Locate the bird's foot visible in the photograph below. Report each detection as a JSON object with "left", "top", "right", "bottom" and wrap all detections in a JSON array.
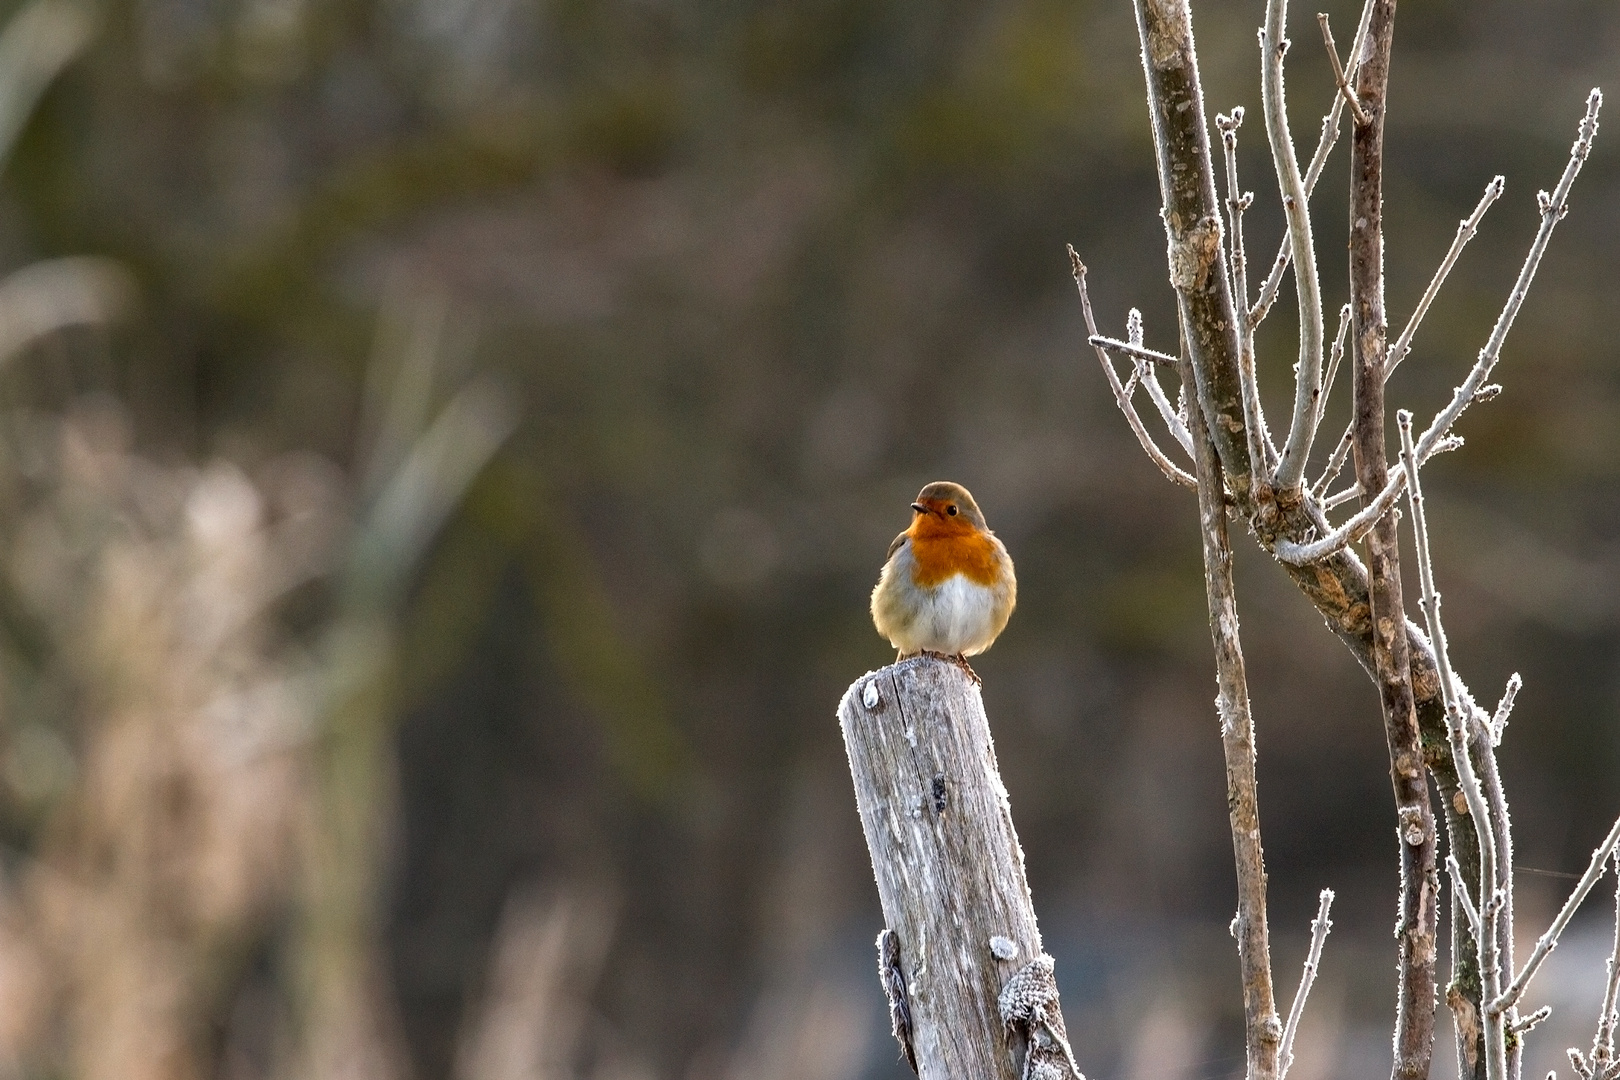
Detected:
[
  {"left": 917, "top": 650, "right": 981, "bottom": 685},
  {"left": 951, "top": 654, "right": 983, "bottom": 686}
]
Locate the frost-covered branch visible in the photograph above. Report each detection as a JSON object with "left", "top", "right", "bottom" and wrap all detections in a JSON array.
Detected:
[
  {"left": 1072, "top": 249, "right": 1197, "bottom": 489},
  {"left": 1261, "top": 0, "right": 1326, "bottom": 491},
  {"left": 1252, "top": 0, "right": 1374, "bottom": 327},
  {"left": 1385, "top": 176, "right": 1505, "bottom": 380},
  {"left": 1182, "top": 343, "right": 1281, "bottom": 1080},
  {"left": 1217, "top": 107, "right": 1273, "bottom": 479},
  {"left": 1400, "top": 410, "right": 1506, "bottom": 1080},
  {"left": 1493, "top": 814, "right": 1620, "bottom": 1017},
  {"left": 1279, "top": 889, "right": 1335, "bottom": 1080},
  {"left": 1316, "top": 13, "right": 1367, "bottom": 126}
]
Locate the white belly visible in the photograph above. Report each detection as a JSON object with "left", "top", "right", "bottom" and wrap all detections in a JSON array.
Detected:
[{"left": 888, "top": 571, "right": 1002, "bottom": 656}]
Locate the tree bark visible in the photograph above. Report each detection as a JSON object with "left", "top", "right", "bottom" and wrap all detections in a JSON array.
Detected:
[
  {"left": 839, "top": 657, "right": 1078, "bottom": 1080},
  {"left": 1346, "top": 6, "right": 1441, "bottom": 1079},
  {"left": 1181, "top": 350, "right": 1281, "bottom": 1080}
]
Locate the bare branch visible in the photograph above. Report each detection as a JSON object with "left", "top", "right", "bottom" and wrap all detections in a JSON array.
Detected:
[
  {"left": 1181, "top": 343, "right": 1281, "bottom": 1080},
  {"left": 1316, "top": 13, "right": 1368, "bottom": 126},
  {"left": 1588, "top": 854, "right": 1620, "bottom": 1078},
  {"left": 1385, "top": 176, "right": 1505, "bottom": 380},
  {"left": 1262, "top": 0, "right": 1328, "bottom": 491},
  {"left": 1217, "top": 106, "right": 1274, "bottom": 479},
  {"left": 1275, "top": 462, "right": 1407, "bottom": 564},
  {"left": 1253, "top": 0, "right": 1376, "bottom": 327},
  {"left": 1312, "top": 426, "right": 1356, "bottom": 500},
  {"left": 1513, "top": 1007, "right": 1552, "bottom": 1036},
  {"left": 1124, "top": 308, "right": 1199, "bottom": 460},
  {"left": 1346, "top": 13, "right": 1439, "bottom": 1070},
  {"left": 1401, "top": 409, "right": 1506, "bottom": 1080},
  {"left": 1450, "top": 853, "right": 1482, "bottom": 938},
  {"left": 1129, "top": 338, "right": 1199, "bottom": 462},
  {"left": 1089, "top": 334, "right": 1179, "bottom": 368},
  {"left": 1491, "top": 813, "right": 1620, "bottom": 1017},
  {"left": 1321, "top": 484, "right": 1360, "bottom": 510},
  {"left": 1071, "top": 248, "right": 1197, "bottom": 489},
  {"left": 1490, "top": 673, "right": 1521, "bottom": 747},
  {"left": 1279, "top": 889, "right": 1335, "bottom": 1080},
  {"left": 1319, "top": 303, "right": 1351, "bottom": 433}
]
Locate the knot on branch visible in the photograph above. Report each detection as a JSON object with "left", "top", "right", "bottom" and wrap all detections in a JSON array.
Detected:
[
  {"left": 999, "top": 955, "right": 1084, "bottom": 1080},
  {"left": 1167, "top": 214, "right": 1222, "bottom": 292}
]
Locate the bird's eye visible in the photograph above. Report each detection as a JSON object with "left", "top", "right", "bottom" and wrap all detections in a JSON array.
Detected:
[{"left": 946, "top": 505, "right": 958, "bottom": 516}]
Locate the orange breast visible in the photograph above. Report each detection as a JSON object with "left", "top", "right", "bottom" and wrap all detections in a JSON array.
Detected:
[{"left": 907, "top": 525, "right": 1003, "bottom": 588}]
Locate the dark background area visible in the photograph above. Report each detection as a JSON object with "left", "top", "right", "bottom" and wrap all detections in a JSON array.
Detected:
[{"left": 0, "top": 1, "right": 1616, "bottom": 1078}]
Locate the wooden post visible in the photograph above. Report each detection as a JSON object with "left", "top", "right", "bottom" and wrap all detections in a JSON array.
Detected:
[{"left": 839, "top": 655, "right": 1080, "bottom": 1079}]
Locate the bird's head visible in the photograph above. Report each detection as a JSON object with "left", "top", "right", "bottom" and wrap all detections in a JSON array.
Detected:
[{"left": 909, "top": 481, "right": 988, "bottom": 532}]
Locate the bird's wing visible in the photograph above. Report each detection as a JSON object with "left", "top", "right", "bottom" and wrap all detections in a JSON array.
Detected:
[{"left": 886, "top": 531, "right": 909, "bottom": 560}]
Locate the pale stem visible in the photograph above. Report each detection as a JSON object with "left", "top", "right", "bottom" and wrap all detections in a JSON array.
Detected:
[
  {"left": 1262, "top": 0, "right": 1328, "bottom": 491},
  {"left": 1490, "top": 673, "right": 1522, "bottom": 747},
  {"left": 1071, "top": 249, "right": 1197, "bottom": 489},
  {"left": 1595, "top": 853, "right": 1620, "bottom": 1069},
  {"left": 1311, "top": 175, "right": 1504, "bottom": 497},
  {"left": 1279, "top": 888, "right": 1335, "bottom": 1080},
  {"left": 1317, "top": 302, "right": 1351, "bottom": 436},
  {"left": 1253, "top": 0, "right": 1376, "bottom": 327},
  {"left": 1316, "top": 13, "right": 1368, "bottom": 125},
  {"left": 1218, "top": 106, "right": 1273, "bottom": 479},
  {"left": 1449, "top": 853, "right": 1482, "bottom": 938},
  {"left": 1385, "top": 176, "right": 1506, "bottom": 381},
  {"left": 1122, "top": 311, "right": 1198, "bottom": 458},
  {"left": 1321, "top": 483, "right": 1361, "bottom": 511},
  {"left": 1490, "top": 812, "right": 1620, "bottom": 1016},
  {"left": 1399, "top": 409, "right": 1505, "bottom": 1080}
]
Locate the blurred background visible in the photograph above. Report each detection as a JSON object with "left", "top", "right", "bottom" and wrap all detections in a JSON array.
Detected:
[{"left": 0, "top": 0, "right": 1613, "bottom": 1077}]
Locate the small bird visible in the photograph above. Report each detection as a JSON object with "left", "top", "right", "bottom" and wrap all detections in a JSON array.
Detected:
[{"left": 870, "top": 481, "right": 1016, "bottom": 680}]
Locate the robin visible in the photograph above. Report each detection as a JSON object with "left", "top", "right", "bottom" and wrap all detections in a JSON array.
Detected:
[{"left": 870, "top": 481, "right": 1016, "bottom": 680}]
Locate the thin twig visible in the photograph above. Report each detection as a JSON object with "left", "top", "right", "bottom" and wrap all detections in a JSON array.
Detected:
[
  {"left": 1127, "top": 308, "right": 1197, "bottom": 458},
  {"left": 1253, "top": 0, "right": 1376, "bottom": 327},
  {"left": 1316, "top": 13, "right": 1368, "bottom": 125},
  {"left": 1071, "top": 249, "right": 1197, "bottom": 489},
  {"left": 1490, "top": 673, "right": 1521, "bottom": 747},
  {"left": 1217, "top": 107, "right": 1274, "bottom": 480},
  {"left": 1491, "top": 812, "right": 1620, "bottom": 1016},
  {"left": 1591, "top": 852, "right": 1620, "bottom": 1075},
  {"left": 1262, "top": 0, "right": 1328, "bottom": 491},
  {"left": 1129, "top": 320, "right": 1199, "bottom": 460},
  {"left": 1279, "top": 889, "right": 1335, "bottom": 1080},
  {"left": 1450, "top": 853, "right": 1482, "bottom": 938},
  {"left": 1319, "top": 303, "right": 1351, "bottom": 434},
  {"left": 1322, "top": 484, "right": 1361, "bottom": 510},
  {"left": 1311, "top": 426, "right": 1356, "bottom": 501},
  {"left": 1512, "top": 1006, "right": 1551, "bottom": 1036},
  {"left": 1089, "top": 335, "right": 1180, "bottom": 368},
  {"left": 1385, "top": 176, "right": 1506, "bottom": 380},
  {"left": 1310, "top": 176, "right": 1505, "bottom": 494}
]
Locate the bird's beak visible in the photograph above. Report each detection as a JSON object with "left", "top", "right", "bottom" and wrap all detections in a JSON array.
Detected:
[{"left": 911, "top": 502, "right": 928, "bottom": 515}]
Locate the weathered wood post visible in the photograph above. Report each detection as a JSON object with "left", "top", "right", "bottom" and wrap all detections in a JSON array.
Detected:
[{"left": 839, "top": 655, "right": 1081, "bottom": 1079}]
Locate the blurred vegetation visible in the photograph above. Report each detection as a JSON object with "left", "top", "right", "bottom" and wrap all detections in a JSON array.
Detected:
[{"left": 0, "top": 0, "right": 1612, "bottom": 1078}]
